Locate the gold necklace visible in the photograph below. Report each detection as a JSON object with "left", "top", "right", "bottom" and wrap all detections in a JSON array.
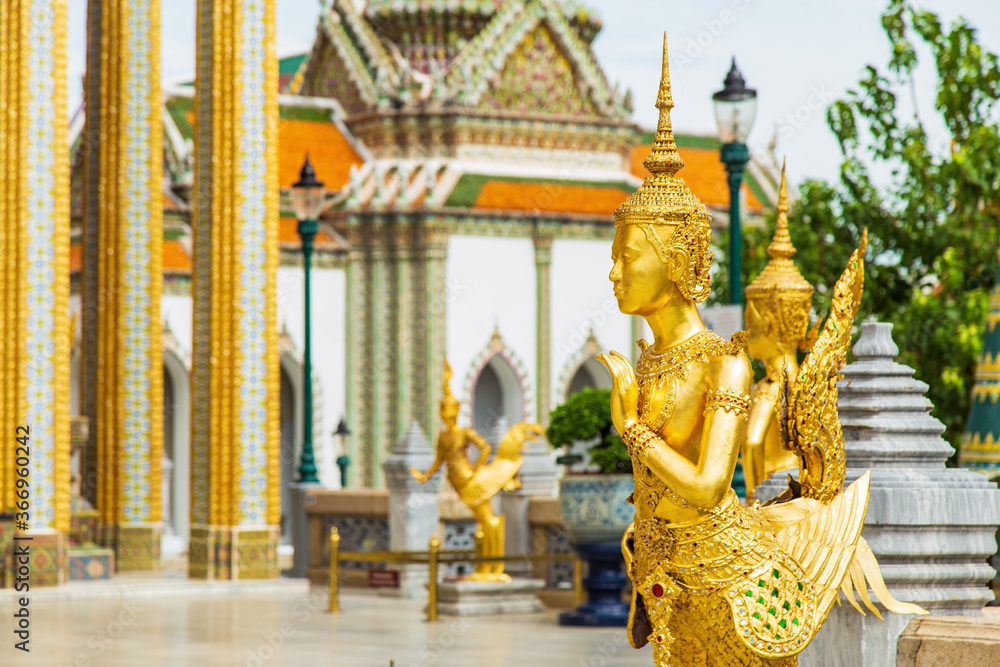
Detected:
[{"left": 635, "top": 330, "right": 718, "bottom": 434}]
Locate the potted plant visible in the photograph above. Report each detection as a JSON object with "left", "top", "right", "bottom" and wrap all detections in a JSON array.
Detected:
[{"left": 547, "top": 387, "right": 633, "bottom": 626}]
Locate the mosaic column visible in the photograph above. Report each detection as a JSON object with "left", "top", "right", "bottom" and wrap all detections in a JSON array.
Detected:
[
  {"left": 189, "top": 0, "right": 281, "bottom": 579},
  {"left": 960, "top": 255, "right": 1000, "bottom": 473},
  {"left": 81, "top": 0, "right": 164, "bottom": 571},
  {"left": 0, "top": 0, "right": 72, "bottom": 586},
  {"left": 417, "top": 225, "right": 449, "bottom": 460},
  {"left": 534, "top": 235, "right": 552, "bottom": 425}
]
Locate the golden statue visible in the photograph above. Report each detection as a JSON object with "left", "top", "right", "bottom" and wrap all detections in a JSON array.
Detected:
[
  {"left": 742, "top": 162, "right": 814, "bottom": 502},
  {"left": 410, "top": 357, "right": 544, "bottom": 581},
  {"left": 597, "top": 34, "right": 924, "bottom": 666}
]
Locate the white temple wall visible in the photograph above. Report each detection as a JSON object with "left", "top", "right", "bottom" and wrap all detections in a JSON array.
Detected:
[
  {"left": 550, "top": 238, "right": 632, "bottom": 409},
  {"left": 276, "top": 264, "right": 347, "bottom": 487},
  {"left": 446, "top": 234, "right": 537, "bottom": 423},
  {"left": 160, "top": 293, "right": 194, "bottom": 359}
]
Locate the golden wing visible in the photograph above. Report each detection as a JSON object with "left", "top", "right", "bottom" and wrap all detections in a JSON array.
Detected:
[
  {"left": 786, "top": 230, "right": 867, "bottom": 504},
  {"left": 467, "top": 422, "right": 540, "bottom": 501},
  {"left": 765, "top": 473, "right": 927, "bottom": 620}
]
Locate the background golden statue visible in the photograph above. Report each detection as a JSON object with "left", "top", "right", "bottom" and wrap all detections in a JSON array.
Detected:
[
  {"left": 598, "top": 34, "right": 923, "bottom": 667},
  {"left": 742, "top": 162, "right": 815, "bottom": 502},
  {"left": 410, "top": 358, "right": 544, "bottom": 581}
]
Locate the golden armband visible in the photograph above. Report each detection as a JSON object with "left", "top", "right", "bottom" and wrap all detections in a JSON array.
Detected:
[{"left": 703, "top": 388, "right": 751, "bottom": 421}]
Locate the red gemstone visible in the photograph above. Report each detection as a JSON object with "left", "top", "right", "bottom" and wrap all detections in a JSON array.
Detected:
[{"left": 652, "top": 583, "right": 664, "bottom": 597}]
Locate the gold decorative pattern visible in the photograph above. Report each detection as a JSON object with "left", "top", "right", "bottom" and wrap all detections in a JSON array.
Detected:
[
  {"left": 0, "top": 0, "right": 72, "bottom": 537},
  {"left": 190, "top": 0, "right": 279, "bottom": 577},
  {"left": 704, "top": 388, "right": 751, "bottom": 421},
  {"left": 83, "top": 0, "right": 163, "bottom": 564}
]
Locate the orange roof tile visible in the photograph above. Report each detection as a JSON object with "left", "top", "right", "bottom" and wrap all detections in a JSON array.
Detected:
[
  {"left": 630, "top": 145, "right": 764, "bottom": 211},
  {"left": 473, "top": 181, "right": 630, "bottom": 216},
  {"left": 70, "top": 243, "right": 81, "bottom": 273},
  {"left": 163, "top": 240, "right": 191, "bottom": 272},
  {"left": 70, "top": 240, "right": 191, "bottom": 274},
  {"left": 278, "top": 120, "right": 364, "bottom": 190}
]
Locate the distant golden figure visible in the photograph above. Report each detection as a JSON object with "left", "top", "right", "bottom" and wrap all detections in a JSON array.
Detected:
[
  {"left": 410, "top": 357, "right": 544, "bottom": 581},
  {"left": 742, "top": 162, "right": 814, "bottom": 502},
  {"left": 598, "top": 34, "right": 923, "bottom": 667}
]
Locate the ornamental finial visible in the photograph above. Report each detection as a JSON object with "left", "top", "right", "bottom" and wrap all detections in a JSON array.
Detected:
[
  {"left": 767, "top": 159, "right": 796, "bottom": 260},
  {"left": 642, "top": 33, "right": 685, "bottom": 176}
]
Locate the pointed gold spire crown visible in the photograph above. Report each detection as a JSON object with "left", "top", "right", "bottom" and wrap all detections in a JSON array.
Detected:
[
  {"left": 746, "top": 161, "right": 813, "bottom": 300},
  {"left": 441, "top": 356, "right": 459, "bottom": 408},
  {"left": 613, "top": 33, "right": 712, "bottom": 229},
  {"left": 745, "top": 160, "right": 814, "bottom": 347}
]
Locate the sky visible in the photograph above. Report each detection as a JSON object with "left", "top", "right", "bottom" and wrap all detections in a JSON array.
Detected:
[{"left": 66, "top": 0, "right": 1000, "bottom": 186}]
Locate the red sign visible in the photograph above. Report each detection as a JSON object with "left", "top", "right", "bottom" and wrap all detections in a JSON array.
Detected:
[{"left": 368, "top": 569, "right": 400, "bottom": 589}]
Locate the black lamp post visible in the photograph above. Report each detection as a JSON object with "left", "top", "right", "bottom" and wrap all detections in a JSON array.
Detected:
[
  {"left": 713, "top": 58, "right": 758, "bottom": 306},
  {"left": 291, "top": 155, "right": 325, "bottom": 484},
  {"left": 333, "top": 418, "right": 352, "bottom": 488}
]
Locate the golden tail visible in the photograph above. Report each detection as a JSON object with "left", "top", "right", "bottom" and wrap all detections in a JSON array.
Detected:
[{"left": 839, "top": 536, "right": 927, "bottom": 618}]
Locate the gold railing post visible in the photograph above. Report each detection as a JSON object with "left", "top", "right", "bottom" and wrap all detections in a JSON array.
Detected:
[
  {"left": 427, "top": 532, "right": 440, "bottom": 622},
  {"left": 574, "top": 556, "right": 584, "bottom": 606},
  {"left": 328, "top": 527, "right": 340, "bottom": 613}
]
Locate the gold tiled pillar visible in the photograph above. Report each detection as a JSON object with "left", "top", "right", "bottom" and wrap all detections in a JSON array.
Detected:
[
  {"left": 188, "top": 0, "right": 280, "bottom": 579},
  {"left": 0, "top": 0, "right": 72, "bottom": 586},
  {"left": 81, "top": 0, "right": 164, "bottom": 572}
]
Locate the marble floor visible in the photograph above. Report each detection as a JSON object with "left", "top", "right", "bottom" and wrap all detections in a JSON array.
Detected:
[{"left": 2, "top": 582, "right": 653, "bottom": 666}]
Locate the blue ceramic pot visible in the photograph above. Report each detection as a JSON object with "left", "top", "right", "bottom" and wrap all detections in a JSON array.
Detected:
[{"left": 558, "top": 474, "right": 634, "bottom": 544}]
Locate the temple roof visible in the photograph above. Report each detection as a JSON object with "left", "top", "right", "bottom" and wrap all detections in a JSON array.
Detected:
[{"left": 294, "top": 0, "right": 627, "bottom": 120}]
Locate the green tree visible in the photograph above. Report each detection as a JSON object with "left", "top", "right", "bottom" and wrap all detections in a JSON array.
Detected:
[
  {"left": 547, "top": 388, "right": 631, "bottom": 473},
  {"left": 742, "top": 0, "right": 999, "bottom": 451}
]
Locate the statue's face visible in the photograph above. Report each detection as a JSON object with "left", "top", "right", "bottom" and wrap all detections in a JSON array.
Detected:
[
  {"left": 440, "top": 400, "right": 459, "bottom": 425},
  {"left": 610, "top": 225, "right": 676, "bottom": 316}
]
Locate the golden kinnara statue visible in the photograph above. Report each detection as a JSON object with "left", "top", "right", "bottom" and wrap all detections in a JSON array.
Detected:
[
  {"left": 410, "top": 358, "right": 544, "bottom": 581},
  {"left": 597, "top": 34, "right": 924, "bottom": 667},
  {"left": 742, "top": 162, "right": 814, "bottom": 502}
]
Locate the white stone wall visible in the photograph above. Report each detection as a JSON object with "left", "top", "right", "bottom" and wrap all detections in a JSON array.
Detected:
[
  {"left": 446, "top": 235, "right": 537, "bottom": 423},
  {"left": 276, "top": 264, "right": 347, "bottom": 487},
  {"left": 550, "top": 238, "right": 633, "bottom": 410}
]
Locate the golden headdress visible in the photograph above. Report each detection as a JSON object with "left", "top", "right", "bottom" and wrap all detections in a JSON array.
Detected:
[
  {"left": 744, "top": 161, "right": 814, "bottom": 349},
  {"left": 614, "top": 33, "right": 713, "bottom": 303},
  {"left": 441, "top": 356, "right": 459, "bottom": 410}
]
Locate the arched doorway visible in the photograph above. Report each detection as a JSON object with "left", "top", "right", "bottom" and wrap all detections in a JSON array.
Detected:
[
  {"left": 472, "top": 356, "right": 524, "bottom": 444},
  {"left": 162, "top": 351, "right": 190, "bottom": 556},
  {"left": 565, "top": 357, "right": 613, "bottom": 400}
]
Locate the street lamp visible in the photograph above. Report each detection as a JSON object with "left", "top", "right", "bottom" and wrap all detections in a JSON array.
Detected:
[
  {"left": 713, "top": 58, "right": 757, "bottom": 306},
  {"left": 333, "top": 418, "right": 352, "bottom": 488},
  {"left": 292, "top": 155, "right": 325, "bottom": 484}
]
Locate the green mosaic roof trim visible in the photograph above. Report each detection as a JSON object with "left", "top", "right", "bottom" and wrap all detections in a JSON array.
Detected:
[
  {"left": 443, "top": 173, "right": 635, "bottom": 208},
  {"left": 165, "top": 95, "right": 332, "bottom": 141},
  {"left": 279, "top": 53, "right": 308, "bottom": 77},
  {"left": 165, "top": 96, "right": 194, "bottom": 140}
]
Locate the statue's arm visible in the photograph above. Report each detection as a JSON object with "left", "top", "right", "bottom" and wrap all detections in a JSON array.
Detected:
[
  {"left": 742, "top": 383, "right": 776, "bottom": 499},
  {"left": 466, "top": 429, "right": 492, "bottom": 469},
  {"left": 629, "top": 355, "right": 752, "bottom": 508},
  {"left": 409, "top": 443, "right": 444, "bottom": 483}
]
